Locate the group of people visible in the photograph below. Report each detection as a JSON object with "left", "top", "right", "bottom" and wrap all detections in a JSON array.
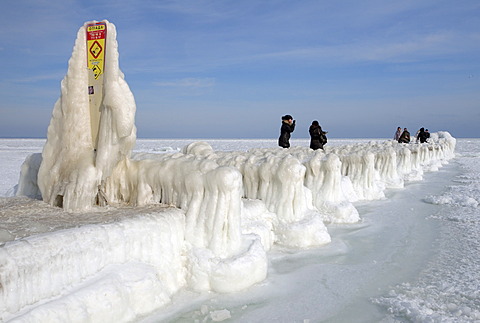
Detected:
[
  {"left": 278, "top": 115, "right": 328, "bottom": 150},
  {"left": 278, "top": 116, "right": 432, "bottom": 149},
  {"left": 394, "top": 126, "right": 430, "bottom": 144}
]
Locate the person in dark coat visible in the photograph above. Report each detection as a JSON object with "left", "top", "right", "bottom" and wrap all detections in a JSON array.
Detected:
[
  {"left": 278, "top": 115, "right": 295, "bottom": 148},
  {"left": 417, "top": 127, "right": 429, "bottom": 143},
  {"left": 309, "top": 120, "right": 328, "bottom": 150},
  {"left": 398, "top": 128, "right": 411, "bottom": 143}
]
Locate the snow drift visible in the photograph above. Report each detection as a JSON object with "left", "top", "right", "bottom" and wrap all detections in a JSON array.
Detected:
[{"left": 3, "top": 20, "right": 457, "bottom": 322}]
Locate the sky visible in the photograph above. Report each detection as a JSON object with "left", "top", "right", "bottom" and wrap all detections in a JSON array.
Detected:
[{"left": 0, "top": 0, "right": 479, "bottom": 139}]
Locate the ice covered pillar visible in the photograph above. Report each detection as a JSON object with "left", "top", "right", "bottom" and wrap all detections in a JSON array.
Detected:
[{"left": 38, "top": 20, "right": 136, "bottom": 212}]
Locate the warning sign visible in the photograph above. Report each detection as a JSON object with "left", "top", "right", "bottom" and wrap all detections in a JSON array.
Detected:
[
  {"left": 86, "top": 22, "right": 107, "bottom": 150},
  {"left": 89, "top": 41, "right": 103, "bottom": 59},
  {"left": 86, "top": 23, "right": 106, "bottom": 75}
]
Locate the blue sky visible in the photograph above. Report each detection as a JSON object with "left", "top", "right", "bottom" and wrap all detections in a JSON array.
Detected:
[{"left": 0, "top": 0, "right": 479, "bottom": 138}]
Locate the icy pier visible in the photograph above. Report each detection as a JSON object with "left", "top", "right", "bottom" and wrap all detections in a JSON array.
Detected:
[{"left": 4, "top": 131, "right": 456, "bottom": 321}]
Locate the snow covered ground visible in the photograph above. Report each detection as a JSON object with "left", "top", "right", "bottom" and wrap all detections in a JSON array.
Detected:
[{"left": 1, "top": 137, "right": 479, "bottom": 322}]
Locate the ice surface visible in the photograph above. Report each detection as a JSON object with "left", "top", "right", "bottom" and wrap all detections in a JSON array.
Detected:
[
  {"left": 2, "top": 138, "right": 479, "bottom": 322},
  {"left": 373, "top": 139, "right": 480, "bottom": 322}
]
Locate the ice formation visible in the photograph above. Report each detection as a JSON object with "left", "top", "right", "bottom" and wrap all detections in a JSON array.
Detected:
[
  {"left": 37, "top": 21, "right": 136, "bottom": 212},
  {"left": 4, "top": 20, "right": 457, "bottom": 322}
]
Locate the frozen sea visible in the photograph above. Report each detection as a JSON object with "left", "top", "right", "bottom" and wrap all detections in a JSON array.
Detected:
[{"left": 1, "top": 138, "right": 479, "bottom": 322}]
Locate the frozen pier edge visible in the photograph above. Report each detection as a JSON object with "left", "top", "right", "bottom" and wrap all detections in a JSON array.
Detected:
[{"left": 2, "top": 20, "right": 456, "bottom": 322}]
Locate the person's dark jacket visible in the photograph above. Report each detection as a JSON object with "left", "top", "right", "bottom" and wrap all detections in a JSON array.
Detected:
[
  {"left": 309, "top": 125, "right": 327, "bottom": 150},
  {"left": 398, "top": 130, "right": 411, "bottom": 143},
  {"left": 418, "top": 128, "right": 429, "bottom": 143},
  {"left": 278, "top": 121, "right": 295, "bottom": 148}
]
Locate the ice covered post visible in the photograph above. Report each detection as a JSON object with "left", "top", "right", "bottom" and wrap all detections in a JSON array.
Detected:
[{"left": 38, "top": 20, "right": 136, "bottom": 212}]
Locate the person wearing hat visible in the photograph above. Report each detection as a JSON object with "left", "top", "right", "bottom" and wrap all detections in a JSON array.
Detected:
[
  {"left": 278, "top": 115, "right": 295, "bottom": 148},
  {"left": 309, "top": 120, "right": 328, "bottom": 150}
]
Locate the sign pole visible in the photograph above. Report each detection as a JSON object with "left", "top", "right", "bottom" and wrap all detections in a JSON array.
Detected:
[{"left": 86, "top": 22, "right": 107, "bottom": 150}]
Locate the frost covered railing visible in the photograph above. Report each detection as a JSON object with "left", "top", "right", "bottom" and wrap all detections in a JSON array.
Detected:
[
  {"left": 199, "top": 145, "right": 332, "bottom": 247},
  {"left": 17, "top": 132, "right": 457, "bottom": 250},
  {"left": 115, "top": 132, "right": 455, "bottom": 249},
  {"left": 105, "top": 154, "right": 244, "bottom": 258}
]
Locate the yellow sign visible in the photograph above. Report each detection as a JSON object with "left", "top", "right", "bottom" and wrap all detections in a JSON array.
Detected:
[
  {"left": 86, "top": 22, "right": 107, "bottom": 150},
  {"left": 86, "top": 24, "right": 106, "bottom": 77},
  {"left": 91, "top": 64, "right": 102, "bottom": 79}
]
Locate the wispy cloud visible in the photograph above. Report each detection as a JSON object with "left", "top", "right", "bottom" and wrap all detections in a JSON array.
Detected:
[
  {"left": 11, "top": 72, "right": 65, "bottom": 84},
  {"left": 154, "top": 78, "right": 215, "bottom": 88},
  {"left": 236, "top": 30, "right": 475, "bottom": 66}
]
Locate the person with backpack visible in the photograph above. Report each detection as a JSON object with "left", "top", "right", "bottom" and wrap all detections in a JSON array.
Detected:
[
  {"left": 398, "top": 128, "right": 411, "bottom": 143},
  {"left": 417, "top": 127, "right": 429, "bottom": 143},
  {"left": 309, "top": 120, "right": 328, "bottom": 150}
]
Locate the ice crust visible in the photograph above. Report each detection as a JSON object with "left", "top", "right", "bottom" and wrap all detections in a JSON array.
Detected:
[
  {"left": 3, "top": 20, "right": 457, "bottom": 322},
  {"left": 373, "top": 143, "right": 480, "bottom": 322},
  {"left": 1, "top": 210, "right": 185, "bottom": 321}
]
